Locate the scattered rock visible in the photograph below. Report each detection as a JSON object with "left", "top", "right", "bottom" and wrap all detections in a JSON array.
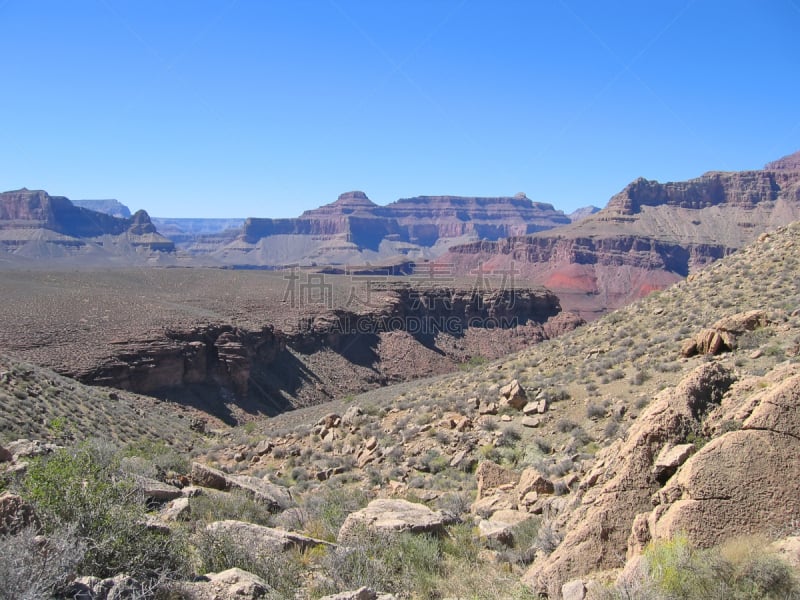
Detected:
[
  {"left": 516, "top": 469, "right": 555, "bottom": 500},
  {"left": 682, "top": 310, "right": 770, "bottom": 357},
  {"left": 478, "top": 519, "right": 514, "bottom": 546},
  {"left": 521, "top": 416, "right": 542, "bottom": 428},
  {"left": 191, "top": 462, "right": 228, "bottom": 490},
  {"left": 342, "top": 405, "right": 363, "bottom": 425},
  {"left": 337, "top": 499, "right": 454, "bottom": 543},
  {"left": 69, "top": 574, "right": 144, "bottom": 600},
  {"left": 135, "top": 476, "right": 183, "bottom": 502}
]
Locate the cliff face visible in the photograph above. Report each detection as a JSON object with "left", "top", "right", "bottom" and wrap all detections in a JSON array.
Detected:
[
  {"left": 443, "top": 152, "right": 800, "bottom": 319},
  {"left": 75, "top": 284, "right": 574, "bottom": 418},
  {"left": 0, "top": 188, "right": 174, "bottom": 255},
  {"left": 219, "top": 191, "right": 571, "bottom": 267}
]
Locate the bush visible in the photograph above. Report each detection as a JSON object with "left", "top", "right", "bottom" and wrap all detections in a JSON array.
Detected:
[
  {"left": 194, "top": 527, "right": 304, "bottom": 598},
  {"left": 189, "top": 489, "right": 276, "bottom": 527},
  {"left": 317, "top": 526, "right": 442, "bottom": 597},
  {"left": 0, "top": 525, "right": 83, "bottom": 599},
  {"left": 20, "top": 441, "right": 190, "bottom": 583},
  {"left": 602, "top": 534, "right": 800, "bottom": 600},
  {"left": 301, "top": 486, "right": 368, "bottom": 542}
]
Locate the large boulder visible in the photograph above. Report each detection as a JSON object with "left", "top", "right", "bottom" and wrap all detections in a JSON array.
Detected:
[
  {"left": 647, "top": 374, "right": 800, "bottom": 548},
  {"left": 190, "top": 462, "right": 292, "bottom": 510},
  {"left": 206, "top": 520, "right": 333, "bottom": 553},
  {"left": 337, "top": 499, "right": 455, "bottom": 543},
  {"left": 522, "top": 363, "right": 735, "bottom": 597}
]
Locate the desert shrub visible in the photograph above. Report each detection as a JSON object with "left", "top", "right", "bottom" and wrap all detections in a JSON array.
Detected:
[
  {"left": 602, "top": 534, "right": 800, "bottom": 600},
  {"left": 586, "top": 403, "right": 606, "bottom": 419},
  {"left": 189, "top": 489, "right": 275, "bottom": 526},
  {"left": 194, "top": 527, "right": 303, "bottom": 598},
  {"left": 556, "top": 418, "right": 578, "bottom": 433},
  {"left": 421, "top": 449, "right": 450, "bottom": 474},
  {"left": 0, "top": 525, "right": 84, "bottom": 599},
  {"left": 496, "top": 425, "right": 522, "bottom": 447},
  {"left": 121, "top": 439, "right": 190, "bottom": 476},
  {"left": 20, "top": 441, "right": 190, "bottom": 583},
  {"left": 301, "top": 486, "right": 368, "bottom": 542},
  {"left": 318, "top": 526, "right": 442, "bottom": 597}
]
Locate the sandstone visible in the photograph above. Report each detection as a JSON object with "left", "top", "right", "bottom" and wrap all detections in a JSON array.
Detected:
[
  {"left": 516, "top": 469, "right": 555, "bottom": 499},
  {"left": 523, "top": 363, "right": 735, "bottom": 596},
  {"left": 253, "top": 439, "right": 273, "bottom": 456},
  {"left": 521, "top": 416, "right": 542, "bottom": 428},
  {"left": 476, "top": 461, "right": 519, "bottom": 500},
  {"left": 470, "top": 493, "right": 517, "bottom": 518},
  {"left": 338, "top": 499, "right": 453, "bottom": 543},
  {"left": 478, "top": 519, "right": 514, "bottom": 546},
  {"left": 181, "top": 568, "right": 271, "bottom": 600},
  {"left": 478, "top": 401, "right": 498, "bottom": 415},
  {"left": 561, "top": 579, "right": 587, "bottom": 600},
  {"left": 499, "top": 379, "right": 527, "bottom": 410},
  {"left": 207, "top": 520, "right": 333, "bottom": 553},
  {"left": 651, "top": 443, "right": 694, "bottom": 483},
  {"left": 342, "top": 405, "right": 363, "bottom": 425},
  {"left": 489, "top": 508, "right": 534, "bottom": 528},
  {"left": 135, "top": 476, "right": 183, "bottom": 502},
  {"left": 160, "top": 497, "right": 191, "bottom": 522},
  {"left": 190, "top": 462, "right": 292, "bottom": 510}
]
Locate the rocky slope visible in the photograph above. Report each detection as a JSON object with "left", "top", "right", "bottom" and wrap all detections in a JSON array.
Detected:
[
  {"left": 0, "top": 188, "right": 175, "bottom": 260},
  {"left": 443, "top": 150, "right": 800, "bottom": 319},
  {"left": 211, "top": 191, "right": 571, "bottom": 267}
]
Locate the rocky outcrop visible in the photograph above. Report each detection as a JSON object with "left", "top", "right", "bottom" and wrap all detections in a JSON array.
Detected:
[
  {"left": 177, "top": 568, "right": 272, "bottom": 600},
  {"left": 523, "top": 363, "right": 735, "bottom": 596},
  {"left": 645, "top": 373, "right": 800, "bottom": 549},
  {"left": 681, "top": 310, "right": 770, "bottom": 357},
  {"left": 0, "top": 188, "right": 174, "bottom": 255},
  {"left": 72, "top": 199, "right": 132, "bottom": 218}
]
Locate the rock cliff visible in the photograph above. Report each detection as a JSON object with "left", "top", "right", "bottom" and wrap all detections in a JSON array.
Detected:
[
  {"left": 443, "top": 151, "right": 800, "bottom": 319},
  {"left": 212, "top": 191, "right": 570, "bottom": 267},
  {"left": 0, "top": 188, "right": 174, "bottom": 256}
]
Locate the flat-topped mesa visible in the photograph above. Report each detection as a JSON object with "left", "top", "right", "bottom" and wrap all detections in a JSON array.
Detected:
[{"left": 236, "top": 191, "right": 570, "bottom": 253}]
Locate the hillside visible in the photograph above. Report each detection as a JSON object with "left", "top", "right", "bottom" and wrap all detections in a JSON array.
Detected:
[{"left": 443, "top": 150, "right": 800, "bottom": 319}]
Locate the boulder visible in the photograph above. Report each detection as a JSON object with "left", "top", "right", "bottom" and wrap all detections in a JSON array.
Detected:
[
  {"left": 0, "top": 492, "right": 37, "bottom": 534},
  {"left": 337, "top": 499, "right": 453, "bottom": 543},
  {"left": 561, "top": 579, "right": 587, "bottom": 600},
  {"left": 478, "top": 519, "right": 514, "bottom": 546},
  {"left": 191, "top": 462, "right": 228, "bottom": 490},
  {"left": 476, "top": 460, "right": 519, "bottom": 500},
  {"left": 0, "top": 444, "right": 11, "bottom": 463},
  {"left": 516, "top": 469, "right": 554, "bottom": 500},
  {"left": 160, "top": 497, "right": 191, "bottom": 522},
  {"left": 499, "top": 379, "right": 527, "bottom": 410},
  {"left": 206, "top": 520, "right": 334, "bottom": 553},
  {"left": 179, "top": 568, "right": 271, "bottom": 599},
  {"left": 5, "top": 439, "right": 58, "bottom": 460},
  {"left": 470, "top": 493, "right": 517, "bottom": 519},
  {"left": 135, "top": 476, "right": 183, "bottom": 502},
  {"left": 651, "top": 443, "right": 694, "bottom": 483},
  {"left": 190, "top": 462, "right": 292, "bottom": 510}
]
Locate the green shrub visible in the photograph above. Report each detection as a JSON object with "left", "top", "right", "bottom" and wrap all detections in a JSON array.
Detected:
[
  {"left": 189, "top": 489, "right": 276, "bottom": 527},
  {"left": 21, "top": 441, "right": 190, "bottom": 583}
]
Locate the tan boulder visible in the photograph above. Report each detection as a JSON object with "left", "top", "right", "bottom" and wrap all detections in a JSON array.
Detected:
[
  {"left": 337, "top": 499, "right": 453, "bottom": 543},
  {"left": 207, "top": 520, "right": 333, "bottom": 553},
  {"left": 179, "top": 568, "right": 271, "bottom": 599},
  {"left": 499, "top": 379, "right": 527, "bottom": 410},
  {"left": 0, "top": 492, "right": 37, "bottom": 534}
]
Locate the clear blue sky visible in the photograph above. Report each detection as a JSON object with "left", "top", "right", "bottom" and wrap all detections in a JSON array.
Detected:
[{"left": 1, "top": 1, "right": 799, "bottom": 218}]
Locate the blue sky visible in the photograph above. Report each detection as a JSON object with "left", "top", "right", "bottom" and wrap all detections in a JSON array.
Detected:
[{"left": 1, "top": 1, "right": 799, "bottom": 218}]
